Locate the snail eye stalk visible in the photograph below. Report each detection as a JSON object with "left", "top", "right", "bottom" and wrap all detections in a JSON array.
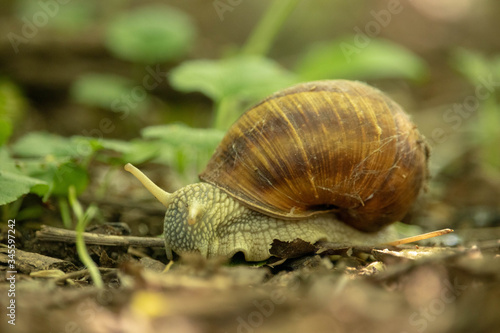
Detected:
[{"left": 124, "top": 163, "right": 173, "bottom": 208}]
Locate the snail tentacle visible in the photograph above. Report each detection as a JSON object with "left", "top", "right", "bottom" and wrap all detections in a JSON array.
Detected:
[{"left": 124, "top": 163, "right": 173, "bottom": 208}]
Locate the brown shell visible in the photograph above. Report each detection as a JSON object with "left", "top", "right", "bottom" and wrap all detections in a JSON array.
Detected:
[{"left": 199, "top": 80, "right": 429, "bottom": 232}]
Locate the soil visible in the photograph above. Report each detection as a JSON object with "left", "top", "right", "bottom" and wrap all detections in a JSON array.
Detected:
[{"left": 1, "top": 209, "right": 499, "bottom": 333}]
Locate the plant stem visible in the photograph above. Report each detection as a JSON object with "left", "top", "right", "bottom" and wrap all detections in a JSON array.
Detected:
[
  {"left": 58, "top": 196, "right": 72, "bottom": 229},
  {"left": 241, "top": 0, "right": 300, "bottom": 56},
  {"left": 75, "top": 204, "right": 103, "bottom": 288},
  {"left": 2, "top": 198, "right": 23, "bottom": 221},
  {"left": 214, "top": 97, "right": 241, "bottom": 130},
  {"left": 479, "top": 97, "right": 500, "bottom": 169},
  {"left": 68, "top": 186, "right": 83, "bottom": 221},
  {"left": 69, "top": 186, "right": 103, "bottom": 288}
]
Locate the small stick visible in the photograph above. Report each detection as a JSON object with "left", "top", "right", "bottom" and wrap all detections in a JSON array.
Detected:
[
  {"left": 54, "top": 268, "right": 117, "bottom": 285},
  {"left": 36, "top": 225, "right": 165, "bottom": 248},
  {"left": 383, "top": 228, "right": 454, "bottom": 246}
]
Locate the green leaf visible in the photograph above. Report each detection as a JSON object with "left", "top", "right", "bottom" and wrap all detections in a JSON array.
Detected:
[
  {"left": 72, "top": 137, "right": 131, "bottom": 154},
  {"left": 70, "top": 73, "right": 149, "bottom": 113},
  {"left": 0, "top": 119, "right": 12, "bottom": 146},
  {"left": 494, "top": 57, "right": 500, "bottom": 82},
  {"left": 12, "top": 132, "right": 83, "bottom": 158},
  {"left": 52, "top": 163, "right": 89, "bottom": 197},
  {"left": 475, "top": 98, "right": 500, "bottom": 169},
  {"left": 450, "top": 49, "right": 500, "bottom": 170},
  {"left": 15, "top": 0, "right": 95, "bottom": 33},
  {"left": 451, "top": 49, "right": 495, "bottom": 85},
  {"left": 295, "top": 38, "right": 428, "bottom": 82},
  {"left": 81, "top": 137, "right": 160, "bottom": 165},
  {"left": 9, "top": 133, "right": 91, "bottom": 198},
  {"left": 105, "top": 5, "right": 196, "bottom": 64},
  {"left": 140, "top": 124, "right": 225, "bottom": 181},
  {"left": 122, "top": 140, "right": 160, "bottom": 165},
  {"left": 0, "top": 79, "right": 27, "bottom": 145},
  {"left": 0, "top": 148, "right": 48, "bottom": 205},
  {"left": 142, "top": 124, "right": 224, "bottom": 149},
  {"left": 16, "top": 205, "right": 44, "bottom": 221},
  {"left": 169, "top": 56, "right": 298, "bottom": 102},
  {"left": 19, "top": 160, "right": 89, "bottom": 198},
  {"left": 0, "top": 170, "right": 48, "bottom": 205}
]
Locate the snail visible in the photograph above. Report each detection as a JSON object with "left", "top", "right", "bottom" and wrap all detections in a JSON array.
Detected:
[{"left": 125, "top": 80, "right": 429, "bottom": 261}]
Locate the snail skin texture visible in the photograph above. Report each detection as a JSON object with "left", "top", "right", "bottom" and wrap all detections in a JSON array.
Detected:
[{"left": 125, "top": 80, "right": 429, "bottom": 261}]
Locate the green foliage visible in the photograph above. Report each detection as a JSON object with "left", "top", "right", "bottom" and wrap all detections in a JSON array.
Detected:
[
  {"left": 0, "top": 148, "right": 48, "bottom": 206},
  {"left": 141, "top": 124, "right": 225, "bottom": 182},
  {"left": 70, "top": 186, "right": 103, "bottom": 288},
  {"left": 12, "top": 132, "right": 83, "bottom": 158},
  {"left": 142, "top": 124, "right": 225, "bottom": 149},
  {"left": 70, "top": 73, "right": 150, "bottom": 114},
  {"left": 0, "top": 120, "right": 11, "bottom": 146},
  {"left": 1, "top": 132, "right": 91, "bottom": 206},
  {"left": 295, "top": 37, "right": 428, "bottom": 82},
  {"left": 105, "top": 5, "right": 196, "bottom": 64},
  {"left": 0, "top": 79, "right": 27, "bottom": 145},
  {"left": 15, "top": 0, "right": 96, "bottom": 33},
  {"left": 451, "top": 49, "right": 500, "bottom": 169},
  {"left": 170, "top": 56, "right": 297, "bottom": 102},
  {"left": 241, "top": 0, "right": 301, "bottom": 56},
  {"left": 451, "top": 49, "right": 500, "bottom": 84},
  {"left": 170, "top": 56, "right": 297, "bottom": 129},
  {"left": 75, "top": 137, "right": 159, "bottom": 166}
]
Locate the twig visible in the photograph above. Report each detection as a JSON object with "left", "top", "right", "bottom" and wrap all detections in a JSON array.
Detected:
[
  {"left": 36, "top": 225, "right": 165, "bottom": 248},
  {"left": 383, "top": 228, "right": 454, "bottom": 246}
]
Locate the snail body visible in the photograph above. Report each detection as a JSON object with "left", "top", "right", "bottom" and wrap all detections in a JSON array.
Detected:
[{"left": 125, "top": 80, "right": 429, "bottom": 261}]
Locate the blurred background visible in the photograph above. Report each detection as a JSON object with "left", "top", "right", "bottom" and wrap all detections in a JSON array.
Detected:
[{"left": 1, "top": 0, "right": 500, "bottom": 240}]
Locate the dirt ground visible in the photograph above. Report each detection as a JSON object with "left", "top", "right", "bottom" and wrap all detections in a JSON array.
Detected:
[{"left": 1, "top": 214, "right": 500, "bottom": 333}]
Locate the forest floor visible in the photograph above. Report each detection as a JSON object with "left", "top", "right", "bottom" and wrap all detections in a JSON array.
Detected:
[{"left": 1, "top": 211, "right": 499, "bottom": 333}]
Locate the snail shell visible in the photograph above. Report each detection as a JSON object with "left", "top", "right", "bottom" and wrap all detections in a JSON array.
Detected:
[{"left": 200, "top": 80, "right": 428, "bottom": 232}]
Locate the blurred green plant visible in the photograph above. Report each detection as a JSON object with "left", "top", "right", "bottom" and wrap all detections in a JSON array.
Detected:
[
  {"left": 1, "top": 0, "right": 431, "bottom": 228},
  {"left": 295, "top": 37, "right": 429, "bottom": 82},
  {"left": 451, "top": 49, "right": 500, "bottom": 170},
  {"left": 0, "top": 124, "right": 223, "bottom": 219},
  {"left": 0, "top": 132, "right": 92, "bottom": 222},
  {"left": 170, "top": 56, "right": 298, "bottom": 129},
  {"left": 0, "top": 147, "right": 47, "bottom": 207},
  {"left": 15, "top": 0, "right": 96, "bottom": 33},
  {"left": 105, "top": 4, "right": 195, "bottom": 64},
  {"left": 69, "top": 186, "right": 102, "bottom": 287},
  {"left": 68, "top": 4, "right": 197, "bottom": 129},
  {"left": 241, "top": 0, "right": 301, "bottom": 57},
  {"left": 70, "top": 73, "right": 150, "bottom": 115},
  {"left": 0, "top": 78, "right": 27, "bottom": 146},
  {"left": 168, "top": 1, "right": 428, "bottom": 131},
  {"left": 140, "top": 124, "right": 224, "bottom": 183}
]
